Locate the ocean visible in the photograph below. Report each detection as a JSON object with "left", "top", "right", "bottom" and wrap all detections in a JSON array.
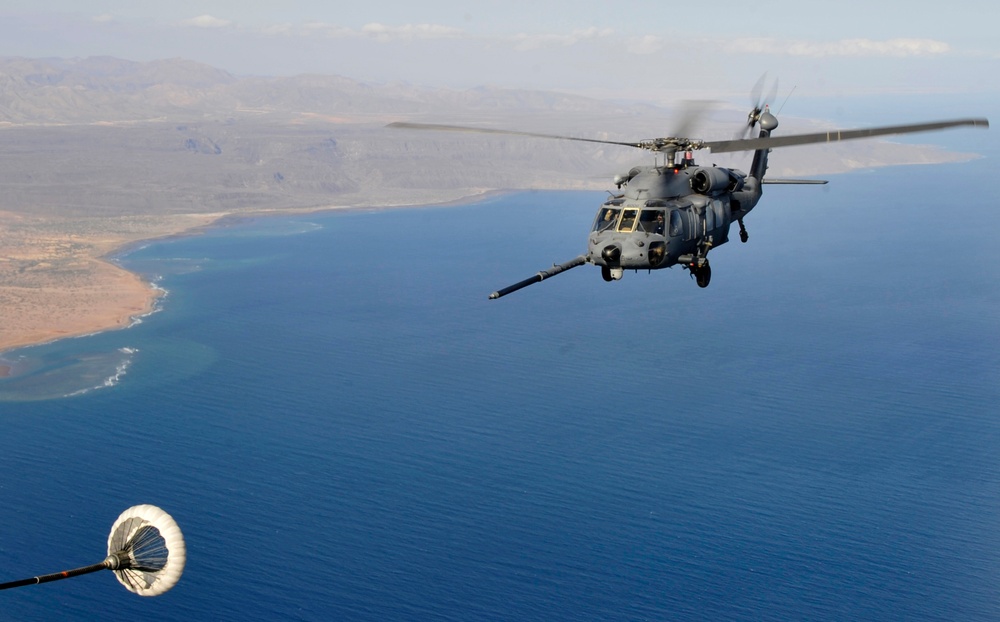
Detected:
[{"left": 1, "top": 131, "right": 999, "bottom": 620}]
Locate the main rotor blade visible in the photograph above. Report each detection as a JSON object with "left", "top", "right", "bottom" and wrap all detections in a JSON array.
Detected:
[
  {"left": 705, "top": 118, "right": 989, "bottom": 153},
  {"left": 670, "top": 100, "right": 715, "bottom": 144},
  {"left": 749, "top": 73, "right": 767, "bottom": 110},
  {"left": 387, "top": 122, "right": 644, "bottom": 149}
]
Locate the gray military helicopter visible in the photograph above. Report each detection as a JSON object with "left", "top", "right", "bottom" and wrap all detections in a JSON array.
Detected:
[{"left": 388, "top": 94, "right": 988, "bottom": 299}]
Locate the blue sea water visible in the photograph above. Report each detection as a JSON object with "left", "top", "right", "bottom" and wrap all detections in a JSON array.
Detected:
[{"left": 1, "top": 132, "right": 999, "bottom": 620}]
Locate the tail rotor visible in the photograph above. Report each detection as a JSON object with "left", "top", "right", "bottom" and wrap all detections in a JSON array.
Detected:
[{"left": 739, "top": 73, "right": 779, "bottom": 139}]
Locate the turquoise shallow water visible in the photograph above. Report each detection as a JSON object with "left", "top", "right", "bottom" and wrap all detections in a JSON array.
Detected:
[{"left": 1, "top": 141, "right": 999, "bottom": 619}]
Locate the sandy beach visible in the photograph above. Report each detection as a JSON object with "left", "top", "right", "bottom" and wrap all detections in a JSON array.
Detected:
[
  {"left": 0, "top": 193, "right": 490, "bottom": 358},
  {"left": 0, "top": 210, "right": 224, "bottom": 355},
  {"left": 0, "top": 257, "right": 155, "bottom": 352}
]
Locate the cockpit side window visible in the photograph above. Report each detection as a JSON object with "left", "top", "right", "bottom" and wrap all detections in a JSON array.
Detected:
[
  {"left": 669, "top": 209, "right": 683, "bottom": 237},
  {"left": 638, "top": 210, "right": 665, "bottom": 234},
  {"left": 593, "top": 208, "right": 620, "bottom": 232}
]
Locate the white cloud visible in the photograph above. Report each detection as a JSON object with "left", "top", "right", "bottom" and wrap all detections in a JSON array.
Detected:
[
  {"left": 181, "top": 15, "right": 234, "bottom": 29},
  {"left": 511, "top": 27, "right": 613, "bottom": 51},
  {"left": 625, "top": 34, "right": 663, "bottom": 55},
  {"left": 230, "top": 20, "right": 460, "bottom": 41},
  {"left": 726, "top": 37, "right": 951, "bottom": 57},
  {"left": 297, "top": 22, "right": 354, "bottom": 38},
  {"left": 258, "top": 22, "right": 294, "bottom": 36},
  {"left": 360, "top": 23, "right": 464, "bottom": 42}
]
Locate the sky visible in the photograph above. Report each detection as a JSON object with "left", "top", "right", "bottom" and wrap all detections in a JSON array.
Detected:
[{"left": 0, "top": 0, "right": 998, "bottom": 103}]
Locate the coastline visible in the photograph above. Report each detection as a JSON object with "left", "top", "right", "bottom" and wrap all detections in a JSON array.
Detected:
[
  {"left": 0, "top": 190, "right": 507, "bottom": 360},
  {"left": 0, "top": 140, "right": 977, "bottom": 363},
  {"left": 0, "top": 263, "right": 158, "bottom": 355},
  {"left": 0, "top": 211, "right": 222, "bottom": 358}
]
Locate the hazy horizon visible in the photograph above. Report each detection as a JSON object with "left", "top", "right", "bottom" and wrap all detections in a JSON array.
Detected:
[{"left": 1, "top": 1, "right": 998, "bottom": 104}]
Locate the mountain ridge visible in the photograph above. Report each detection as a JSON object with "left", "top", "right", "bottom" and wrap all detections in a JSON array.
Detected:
[{"left": 0, "top": 55, "right": 662, "bottom": 125}]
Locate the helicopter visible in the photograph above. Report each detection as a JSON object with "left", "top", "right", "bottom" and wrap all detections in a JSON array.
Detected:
[{"left": 388, "top": 95, "right": 988, "bottom": 299}]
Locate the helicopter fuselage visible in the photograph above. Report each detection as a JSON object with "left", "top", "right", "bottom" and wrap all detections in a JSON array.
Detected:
[{"left": 587, "top": 162, "right": 761, "bottom": 281}]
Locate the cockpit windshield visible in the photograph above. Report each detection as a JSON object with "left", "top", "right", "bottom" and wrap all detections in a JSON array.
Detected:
[
  {"left": 594, "top": 207, "right": 668, "bottom": 235},
  {"left": 617, "top": 209, "right": 638, "bottom": 232}
]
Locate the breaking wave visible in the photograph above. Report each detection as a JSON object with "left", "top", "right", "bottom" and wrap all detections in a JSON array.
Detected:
[{"left": 0, "top": 347, "right": 138, "bottom": 402}]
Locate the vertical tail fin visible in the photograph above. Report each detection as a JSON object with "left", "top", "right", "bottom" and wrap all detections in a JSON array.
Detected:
[{"left": 749, "top": 109, "right": 778, "bottom": 181}]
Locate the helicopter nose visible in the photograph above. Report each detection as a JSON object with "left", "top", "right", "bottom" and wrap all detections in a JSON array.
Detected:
[{"left": 601, "top": 244, "right": 621, "bottom": 265}]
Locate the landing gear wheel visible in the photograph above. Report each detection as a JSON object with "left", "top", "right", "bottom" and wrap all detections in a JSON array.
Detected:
[
  {"left": 695, "top": 264, "right": 712, "bottom": 288},
  {"left": 738, "top": 219, "right": 749, "bottom": 243},
  {"left": 601, "top": 266, "right": 613, "bottom": 282}
]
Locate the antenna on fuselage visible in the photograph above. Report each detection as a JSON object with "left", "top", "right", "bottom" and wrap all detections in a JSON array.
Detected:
[{"left": 776, "top": 85, "right": 796, "bottom": 116}]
